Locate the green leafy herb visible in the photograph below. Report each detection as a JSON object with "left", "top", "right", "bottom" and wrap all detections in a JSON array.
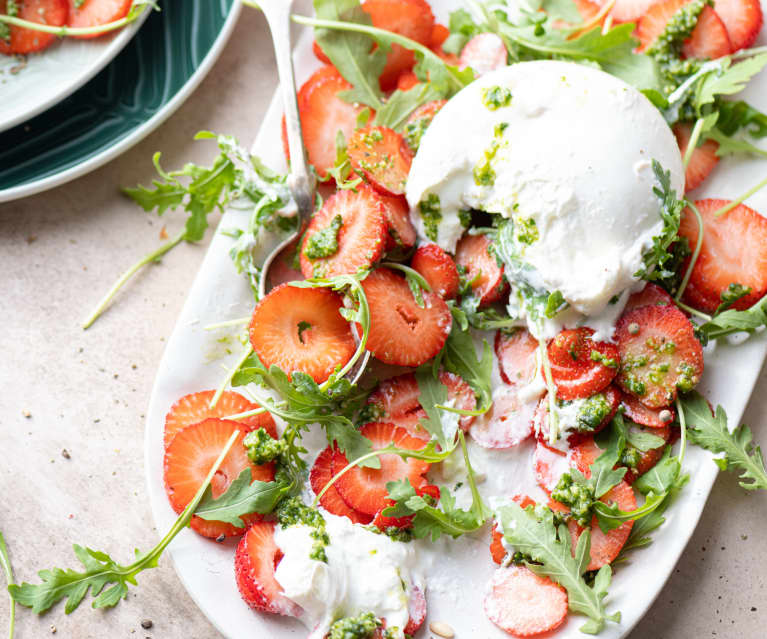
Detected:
[
  {"left": 716, "top": 99, "right": 767, "bottom": 138},
  {"left": 497, "top": 502, "right": 620, "bottom": 634},
  {"left": 0, "top": 530, "right": 15, "bottom": 639},
  {"left": 682, "top": 391, "right": 767, "bottom": 490},
  {"left": 714, "top": 283, "right": 752, "bottom": 314},
  {"left": 375, "top": 82, "right": 445, "bottom": 133},
  {"left": 695, "top": 292, "right": 767, "bottom": 344},
  {"left": 322, "top": 130, "right": 365, "bottom": 190},
  {"left": 544, "top": 290, "right": 567, "bottom": 318}
]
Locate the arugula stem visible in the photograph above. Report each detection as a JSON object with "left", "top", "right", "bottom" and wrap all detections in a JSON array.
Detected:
[
  {"left": 210, "top": 345, "right": 254, "bottom": 409},
  {"left": 460, "top": 432, "right": 488, "bottom": 524},
  {"left": 381, "top": 262, "right": 432, "bottom": 292},
  {"left": 0, "top": 3, "right": 149, "bottom": 37},
  {"left": 0, "top": 532, "right": 15, "bottom": 639},
  {"left": 82, "top": 231, "right": 186, "bottom": 329},
  {"left": 537, "top": 337, "right": 559, "bottom": 444},
  {"left": 204, "top": 317, "right": 251, "bottom": 330},
  {"left": 676, "top": 396, "right": 688, "bottom": 464},
  {"left": 674, "top": 299, "right": 712, "bottom": 322},
  {"left": 713, "top": 174, "right": 767, "bottom": 217},
  {"left": 682, "top": 118, "right": 705, "bottom": 170},
  {"left": 675, "top": 200, "right": 704, "bottom": 302}
]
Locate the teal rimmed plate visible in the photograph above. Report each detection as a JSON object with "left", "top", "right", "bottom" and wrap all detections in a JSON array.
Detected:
[{"left": 0, "top": 0, "right": 241, "bottom": 203}]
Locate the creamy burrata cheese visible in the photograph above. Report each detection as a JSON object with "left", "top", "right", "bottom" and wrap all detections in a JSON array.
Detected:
[
  {"left": 406, "top": 60, "right": 684, "bottom": 328},
  {"left": 274, "top": 513, "right": 421, "bottom": 638}
]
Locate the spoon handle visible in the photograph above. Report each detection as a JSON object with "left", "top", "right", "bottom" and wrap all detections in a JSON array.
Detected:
[{"left": 260, "top": 1, "right": 315, "bottom": 221}]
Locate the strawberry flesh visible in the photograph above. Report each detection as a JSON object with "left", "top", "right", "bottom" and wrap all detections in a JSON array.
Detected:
[
  {"left": 455, "top": 233, "right": 507, "bottom": 307},
  {"left": 347, "top": 126, "right": 413, "bottom": 197},
  {"left": 546, "top": 328, "right": 619, "bottom": 401},
  {"left": 411, "top": 243, "right": 460, "bottom": 299}
]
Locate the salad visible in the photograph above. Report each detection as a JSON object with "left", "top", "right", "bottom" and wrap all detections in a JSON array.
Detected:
[{"left": 6, "top": 0, "right": 767, "bottom": 638}]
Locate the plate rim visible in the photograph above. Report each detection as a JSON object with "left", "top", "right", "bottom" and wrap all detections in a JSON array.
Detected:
[{"left": 0, "top": 0, "right": 243, "bottom": 205}]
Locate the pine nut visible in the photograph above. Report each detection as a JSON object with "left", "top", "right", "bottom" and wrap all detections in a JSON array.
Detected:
[{"left": 429, "top": 621, "right": 455, "bottom": 638}]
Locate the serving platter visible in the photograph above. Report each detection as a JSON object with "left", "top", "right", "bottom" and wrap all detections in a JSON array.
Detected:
[{"left": 144, "top": 2, "right": 767, "bottom": 637}]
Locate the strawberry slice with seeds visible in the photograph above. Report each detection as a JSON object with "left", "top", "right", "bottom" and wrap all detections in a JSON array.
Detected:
[
  {"left": 547, "top": 328, "right": 619, "bottom": 401},
  {"left": 553, "top": 481, "right": 637, "bottom": 571},
  {"left": 495, "top": 329, "right": 539, "bottom": 387},
  {"left": 459, "top": 33, "right": 507, "bottom": 76},
  {"left": 396, "top": 70, "right": 419, "bottom": 91},
  {"left": 469, "top": 388, "right": 535, "bottom": 449},
  {"left": 0, "top": 0, "right": 68, "bottom": 55},
  {"left": 312, "top": 40, "right": 331, "bottom": 64},
  {"left": 484, "top": 565, "right": 568, "bottom": 636},
  {"left": 310, "top": 447, "right": 372, "bottom": 525},
  {"left": 289, "top": 66, "right": 371, "bottom": 179},
  {"left": 405, "top": 585, "right": 428, "bottom": 636},
  {"left": 609, "top": 0, "right": 660, "bottom": 23},
  {"left": 615, "top": 304, "right": 703, "bottom": 408},
  {"left": 347, "top": 126, "right": 413, "bottom": 197},
  {"left": 533, "top": 440, "right": 569, "bottom": 494},
  {"left": 637, "top": 0, "right": 731, "bottom": 57},
  {"left": 623, "top": 282, "right": 674, "bottom": 314},
  {"left": 403, "top": 99, "right": 446, "bottom": 153},
  {"left": 360, "top": 268, "right": 452, "bottom": 367},
  {"left": 411, "top": 243, "right": 460, "bottom": 299},
  {"left": 621, "top": 393, "right": 675, "bottom": 428},
  {"left": 164, "top": 419, "right": 274, "bottom": 539},
  {"left": 234, "top": 521, "right": 303, "bottom": 616},
  {"left": 333, "top": 422, "right": 430, "bottom": 516},
  {"left": 678, "top": 199, "right": 767, "bottom": 313},
  {"left": 379, "top": 193, "right": 416, "bottom": 251},
  {"left": 249, "top": 284, "right": 356, "bottom": 383},
  {"left": 455, "top": 233, "right": 507, "bottom": 307},
  {"left": 163, "top": 390, "right": 277, "bottom": 449},
  {"left": 624, "top": 424, "right": 672, "bottom": 484},
  {"left": 362, "top": 0, "right": 435, "bottom": 90},
  {"left": 67, "top": 0, "right": 131, "bottom": 38},
  {"left": 673, "top": 122, "right": 721, "bottom": 192},
  {"left": 299, "top": 185, "right": 387, "bottom": 279},
  {"left": 714, "top": 0, "right": 763, "bottom": 51}
]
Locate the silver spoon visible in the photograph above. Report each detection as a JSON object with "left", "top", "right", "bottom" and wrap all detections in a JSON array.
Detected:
[{"left": 257, "top": 0, "right": 370, "bottom": 382}]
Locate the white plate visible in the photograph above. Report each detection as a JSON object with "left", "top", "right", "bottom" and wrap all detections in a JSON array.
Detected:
[
  {"left": 0, "top": 5, "right": 150, "bottom": 133},
  {"left": 145, "top": 4, "right": 767, "bottom": 638}
]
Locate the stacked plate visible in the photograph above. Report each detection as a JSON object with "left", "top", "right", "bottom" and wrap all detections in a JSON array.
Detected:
[{"left": 0, "top": 0, "right": 241, "bottom": 203}]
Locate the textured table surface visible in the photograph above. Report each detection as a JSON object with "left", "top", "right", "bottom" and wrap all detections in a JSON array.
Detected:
[{"left": 2, "top": 7, "right": 767, "bottom": 639}]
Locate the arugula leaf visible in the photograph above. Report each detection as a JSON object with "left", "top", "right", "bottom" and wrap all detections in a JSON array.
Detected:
[
  {"left": 682, "top": 391, "right": 767, "bottom": 490},
  {"left": 195, "top": 469, "right": 290, "bottom": 527},
  {"left": 593, "top": 492, "right": 666, "bottom": 533},
  {"left": 8, "top": 431, "right": 241, "bottom": 615},
  {"left": 374, "top": 82, "right": 445, "bottom": 131},
  {"left": 626, "top": 427, "right": 667, "bottom": 453},
  {"left": 694, "top": 53, "right": 767, "bottom": 109},
  {"left": 706, "top": 127, "right": 767, "bottom": 159},
  {"left": 414, "top": 369, "right": 459, "bottom": 450},
  {"left": 714, "top": 283, "right": 753, "bottom": 314},
  {"left": 497, "top": 502, "right": 620, "bottom": 634},
  {"left": 590, "top": 416, "right": 629, "bottom": 498},
  {"left": 716, "top": 99, "right": 767, "bottom": 138},
  {"left": 695, "top": 293, "right": 767, "bottom": 343}
]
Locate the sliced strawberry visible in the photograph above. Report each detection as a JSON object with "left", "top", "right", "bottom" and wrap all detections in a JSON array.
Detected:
[
  {"left": 67, "top": 0, "right": 131, "bottom": 38},
  {"left": 362, "top": 0, "right": 435, "bottom": 90},
  {"left": 164, "top": 419, "right": 274, "bottom": 539},
  {"left": 621, "top": 392, "right": 675, "bottom": 428},
  {"left": 533, "top": 440, "right": 569, "bottom": 494},
  {"left": 637, "top": 0, "right": 731, "bottom": 57},
  {"left": 495, "top": 329, "right": 539, "bottom": 388},
  {"left": 403, "top": 99, "right": 446, "bottom": 153},
  {"left": 310, "top": 447, "right": 373, "bottom": 525},
  {"left": 490, "top": 496, "right": 536, "bottom": 565},
  {"left": 673, "top": 122, "right": 721, "bottom": 192},
  {"left": 0, "top": 0, "right": 68, "bottom": 55},
  {"left": 559, "top": 481, "right": 637, "bottom": 570},
  {"left": 404, "top": 585, "right": 427, "bottom": 635},
  {"left": 714, "top": 0, "right": 763, "bottom": 51},
  {"left": 455, "top": 233, "right": 507, "bottom": 307},
  {"left": 470, "top": 389, "right": 535, "bottom": 449},
  {"left": 459, "top": 33, "right": 507, "bottom": 76},
  {"left": 430, "top": 23, "right": 449, "bottom": 49},
  {"left": 396, "top": 70, "right": 419, "bottom": 91},
  {"left": 373, "top": 484, "right": 440, "bottom": 530},
  {"left": 624, "top": 282, "right": 674, "bottom": 314},
  {"left": 625, "top": 424, "right": 671, "bottom": 483},
  {"left": 535, "top": 385, "right": 621, "bottom": 446},
  {"left": 367, "top": 371, "right": 475, "bottom": 434},
  {"left": 234, "top": 521, "right": 302, "bottom": 616},
  {"left": 379, "top": 193, "right": 416, "bottom": 251},
  {"left": 347, "top": 126, "right": 413, "bottom": 197},
  {"left": 163, "top": 390, "right": 277, "bottom": 449},
  {"left": 312, "top": 39, "right": 331, "bottom": 64},
  {"left": 484, "top": 565, "right": 568, "bottom": 637},
  {"left": 615, "top": 304, "right": 703, "bottom": 408},
  {"left": 411, "top": 243, "right": 460, "bottom": 299},
  {"left": 290, "top": 65, "right": 370, "bottom": 179},
  {"left": 249, "top": 283, "right": 356, "bottom": 383},
  {"left": 570, "top": 436, "right": 602, "bottom": 476},
  {"left": 334, "top": 422, "right": 430, "bottom": 516},
  {"left": 299, "top": 185, "right": 387, "bottom": 279},
  {"left": 678, "top": 199, "right": 767, "bottom": 313},
  {"left": 360, "top": 268, "right": 452, "bottom": 367},
  {"left": 547, "top": 328, "right": 619, "bottom": 401},
  {"left": 609, "top": 0, "right": 661, "bottom": 23}
]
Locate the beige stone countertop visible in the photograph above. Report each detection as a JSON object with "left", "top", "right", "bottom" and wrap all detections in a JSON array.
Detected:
[{"left": 2, "top": 6, "right": 767, "bottom": 639}]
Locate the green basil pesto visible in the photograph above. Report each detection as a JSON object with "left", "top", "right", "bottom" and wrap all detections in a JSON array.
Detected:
[
  {"left": 458, "top": 209, "right": 472, "bottom": 229},
  {"left": 419, "top": 193, "right": 442, "bottom": 242},
  {"left": 620, "top": 445, "right": 642, "bottom": 470},
  {"left": 277, "top": 497, "right": 330, "bottom": 563},
  {"left": 482, "top": 85, "right": 513, "bottom": 110},
  {"left": 243, "top": 428, "right": 287, "bottom": 465},
  {"left": 473, "top": 122, "right": 509, "bottom": 187},
  {"left": 328, "top": 612, "right": 389, "bottom": 639},
  {"left": 574, "top": 392, "right": 613, "bottom": 432},
  {"left": 590, "top": 349, "right": 618, "bottom": 369},
  {"left": 676, "top": 361, "right": 697, "bottom": 392},
  {"left": 304, "top": 214, "right": 343, "bottom": 260},
  {"left": 551, "top": 473, "right": 595, "bottom": 527},
  {"left": 513, "top": 215, "right": 539, "bottom": 245}
]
